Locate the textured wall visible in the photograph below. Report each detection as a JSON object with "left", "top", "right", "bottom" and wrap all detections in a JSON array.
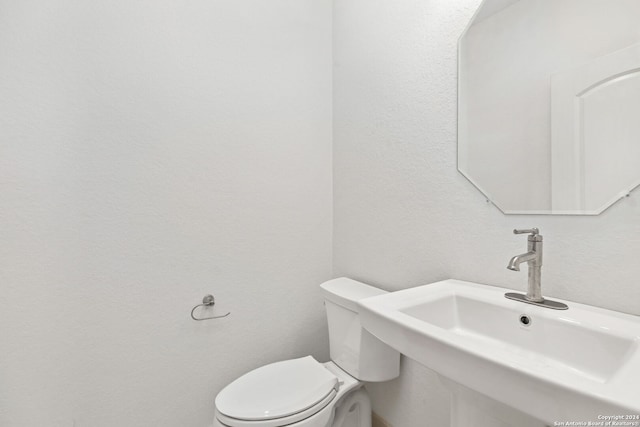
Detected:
[
  {"left": 333, "top": 0, "right": 640, "bottom": 426},
  {"left": 0, "top": 1, "right": 332, "bottom": 426}
]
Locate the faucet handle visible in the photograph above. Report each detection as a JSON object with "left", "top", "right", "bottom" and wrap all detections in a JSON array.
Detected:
[
  {"left": 513, "top": 228, "right": 542, "bottom": 242},
  {"left": 513, "top": 228, "right": 539, "bottom": 235}
]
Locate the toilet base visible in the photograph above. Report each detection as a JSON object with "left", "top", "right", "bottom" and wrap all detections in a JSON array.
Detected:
[{"left": 331, "top": 388, "right": 372, "bottom": 427}]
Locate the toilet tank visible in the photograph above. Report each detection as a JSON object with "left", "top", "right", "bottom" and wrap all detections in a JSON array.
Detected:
[{"left": 320, "top": 277, "right": 400, "bottom": 382}]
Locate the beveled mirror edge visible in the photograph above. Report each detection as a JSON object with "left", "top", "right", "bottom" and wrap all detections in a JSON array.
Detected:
[{"left": 456, "top": 0, "right": 497, "bottom": 210}]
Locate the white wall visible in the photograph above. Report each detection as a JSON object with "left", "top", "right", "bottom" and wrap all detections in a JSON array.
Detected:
[
  {"left": 0, "top": 1, "right": 332, "bottom": 426},
  {"left": 333, "top": 0, "right": 640, "bottom": 426}
]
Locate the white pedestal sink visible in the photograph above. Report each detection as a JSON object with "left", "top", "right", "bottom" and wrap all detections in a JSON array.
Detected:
[{"left": 357, "top": 280, "right": 640, "bottom": 426}]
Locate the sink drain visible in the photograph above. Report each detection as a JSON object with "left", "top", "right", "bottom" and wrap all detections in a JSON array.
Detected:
[{"left": 519, "top": 314, "right": 532, "bottom": 326}]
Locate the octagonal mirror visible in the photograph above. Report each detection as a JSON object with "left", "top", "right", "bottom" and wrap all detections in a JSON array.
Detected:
[{"left": 458, "top": 0, "right": 640, "bottom": 214}]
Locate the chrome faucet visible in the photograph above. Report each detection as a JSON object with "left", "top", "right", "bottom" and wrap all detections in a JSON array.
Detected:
[{"left": 505, "top": 228, "right": 568, "bottom": 310}]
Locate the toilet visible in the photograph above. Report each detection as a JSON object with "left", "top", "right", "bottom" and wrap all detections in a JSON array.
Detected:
[{"left": 212, "top": 277, "right": 400, "bottom": 427}]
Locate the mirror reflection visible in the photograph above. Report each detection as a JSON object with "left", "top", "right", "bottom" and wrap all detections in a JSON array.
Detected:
[{"left": 458, "top": 0, "right": 640, "bottom": 214}]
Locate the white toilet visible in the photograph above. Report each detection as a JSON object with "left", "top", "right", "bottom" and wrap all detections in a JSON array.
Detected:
[{"left": 212, "top": 277, "right": 400, "bottom": 427}]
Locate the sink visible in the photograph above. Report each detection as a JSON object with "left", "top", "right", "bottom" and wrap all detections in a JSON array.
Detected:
[{"left": 357, "top": 280, "right": 640, "bottom": 425}]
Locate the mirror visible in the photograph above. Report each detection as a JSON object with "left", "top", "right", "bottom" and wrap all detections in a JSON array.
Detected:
[{"left": 458, "top": 0, "right": 640, "bottom": 214}]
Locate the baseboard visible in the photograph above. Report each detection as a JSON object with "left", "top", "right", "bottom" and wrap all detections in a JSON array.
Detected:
[{"left": 372, "top": 412, "right": 393, "bottom": 427}]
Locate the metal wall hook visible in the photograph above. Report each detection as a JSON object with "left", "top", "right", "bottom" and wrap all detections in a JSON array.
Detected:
[{"left": 190, "top": 294, "right": 230, "bottom": 321}]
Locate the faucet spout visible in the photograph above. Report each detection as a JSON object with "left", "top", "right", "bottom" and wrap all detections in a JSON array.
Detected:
[{"left": 507, "top": 251, "right": 537, "bottom": 271}]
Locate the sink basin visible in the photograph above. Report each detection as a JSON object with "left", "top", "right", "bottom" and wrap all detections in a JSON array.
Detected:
[{"left": 357, "top": 280, "right": 640, "bottom": 424}]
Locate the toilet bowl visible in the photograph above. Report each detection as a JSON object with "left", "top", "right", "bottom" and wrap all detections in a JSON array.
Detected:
[
  {"left": 212, "top": 278, "right": 400, "bottom": 427},
  {"left": 213, "top": 357, "right": 361, "bottom": 427}
]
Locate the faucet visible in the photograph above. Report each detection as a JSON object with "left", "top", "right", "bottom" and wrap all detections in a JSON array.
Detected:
[
  {"left": 507, "top": 228, "right": 543, "bottom": 301},
  {"left": 505, "top": 228, "right": 568, "bottom": 310}
]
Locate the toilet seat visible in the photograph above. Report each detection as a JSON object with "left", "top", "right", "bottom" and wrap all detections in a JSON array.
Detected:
[{"left": 215, "top": 356, "right": 339, "bottom": 427}]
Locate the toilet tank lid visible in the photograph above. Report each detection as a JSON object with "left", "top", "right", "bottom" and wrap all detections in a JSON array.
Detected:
[
  {"left": 320, "top": 277, "right": 387, "bottom": 312},
  {"left": 215, "top": 356, "right": 338, "bottom": 421}
]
